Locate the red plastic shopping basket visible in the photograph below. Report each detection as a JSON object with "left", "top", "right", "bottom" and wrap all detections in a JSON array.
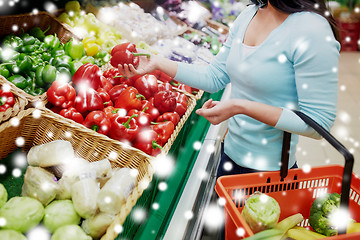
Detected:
[{"left": 215, "top": 111, "right": 360, "bottom": 239}]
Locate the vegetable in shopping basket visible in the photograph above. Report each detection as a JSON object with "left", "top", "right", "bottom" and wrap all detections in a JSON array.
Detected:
[
  {"left": 0, "top": 196, "right": 44, "bottom": 232},
  {"left": 241, "top": 192, "right": 281, "bottom": 233},
  {"left": 43, "top": 200, "right": 81, "bottom": 233},
  {"left": 276, "top": 213, "right": 304, "bottom": 232},
  {"left": 347, "top": 222, "right": 360, "bottom": 234},
  {"left": 287, "top": 227, "right": 326, "bottom": 240},
  {"left": 290, "top": 226, "right": 327, "bottom": 239},
  {"left": 309, "top": 192, "right": 342, "bottom": 236},
  {"left": 0, "top": 183, "right": 8, "bottom": 208},
  {"left": 244, "top": 228, "right": 284, "bottom": 240},
  {"left": 51, "top": 225, "right": 91, "bottom": 240},
  {"left": 0, "top": 229, "right": 27, "bottom": 240}
]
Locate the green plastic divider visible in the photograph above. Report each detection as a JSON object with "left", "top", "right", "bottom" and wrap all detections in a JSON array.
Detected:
[{"left": 116, "top": 90, "right": 224, "bottom": 240}]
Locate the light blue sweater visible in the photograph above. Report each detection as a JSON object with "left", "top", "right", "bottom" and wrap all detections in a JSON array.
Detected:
[{"left": 174, "top": 5, "right": 340, "bottom": 171}]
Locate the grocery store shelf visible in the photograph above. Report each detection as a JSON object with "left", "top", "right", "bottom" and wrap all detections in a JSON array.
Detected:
[{"left": 163, "top": 85, "right": 231, "bottom": 240}]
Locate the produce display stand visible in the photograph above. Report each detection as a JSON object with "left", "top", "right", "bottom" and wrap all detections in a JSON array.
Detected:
[{"left": 215, "top": 111, "right": 360, "bottom": 239}]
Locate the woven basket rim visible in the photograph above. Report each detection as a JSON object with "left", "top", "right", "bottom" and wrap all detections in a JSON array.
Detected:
[{"left": 0, "top": 77, "right": 28, "bottom": 123}]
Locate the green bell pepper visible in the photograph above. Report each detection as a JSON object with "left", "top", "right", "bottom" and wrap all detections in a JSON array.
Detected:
[
  {"left": 69, "top": 60, "right": 83, "bottom": 75},
  {"left": 80, "top": 55, "right": 95, "bottom": 65},
  {"left": 44, "top": 34, "right": 60, "bottom": 49},
  {"left": 41, "top": 52, "right": 52, "bottom": 62},
  {"left": 0, "top": 48, "right": 20, "bottom": 63},
  {"left": 16, "top": 53, "right": 32, "bottom": 73},
  {"left": 52, "top": 55, "right": 72, "bottom": 68},
  {"left": 64, "top": 39, "right": 84, "bottom": 60},
  {"left": 0, "top": 64, "right": 10, "bottom": 78},
  {"left": 93, "top": 49, "right": 108, "bottom": 59},
  {"left": 2, "top": 35, "right": 23, "bottom": 51},
  {"left": 21, "top": 33, "right": 36, "bottom": 46},
  {"left": 51, "top": 47, "right": 66, "bottom": 58},
  {"left": 29, "top": 26, "right": 50, "bottom": 41},
  {"left": 8, "top": 74, "right": 29, "bottom": 89},
  {"left": 20, "top": 44, "right": 38, "bottom": 53},
  {"left": 43, "top": 64, "right": 57, "bottom": 84}
]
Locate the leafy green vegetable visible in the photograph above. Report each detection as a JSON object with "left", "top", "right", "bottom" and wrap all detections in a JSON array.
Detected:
[
  {"left": 0, "top": 196, "right": 44, "bottom": 233},
  {"left": 309, "top": 192, "right": 341, "bottom": 236},
  {"left": 241, "top": 192, "right": 281, "bottom": 233},
  {"left": 43, "top": 200, "right": 81, "bottom": 233},
  {"left": 51, "top": 225, "right": 92, "bottom": 240}
]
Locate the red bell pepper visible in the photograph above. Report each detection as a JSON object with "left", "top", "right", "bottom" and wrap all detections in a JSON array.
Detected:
[
  {"left": 111, "top": 42, "right": 137, "bottom": 56},
  {"left": 110, "top": 43, "right": 150, "bottom": 68},
  {"left": 127, "top": 108, "right": 151, "bottom": 129},
  {"left": 153, "top": 90, "right": 176, "bottom": 114},
  {"left": 0, "top": 89, "right": 15, "bottom": 112},
  {"left": 115, "top": 87, "right": 145, "bottom": 111},
  {"left": 97, "top": 88, "right": 113, "bottom": 108},
  {"left": 140, "top": 100, "right": 159, "bottom": 121},
  {"left": 83, "top": 110, "right": 111, "bottom": 135},
  {"left": 154, "top": 70, "right": 173, "bottom": 83},
  {"left": 103, "top": 68, "right": 128, "bottom": 85},
  {"left": 133, "top": 74, "right": 159, "bottom": 99},
  {"left": 75, "top": 88, "right": 104, "bottom": 114},
  {"left": 152, "top": 121, "right": 175, "bottom": 146},
  {"left": 50, "top": 106, "right": 62, "bottom": 114},
  {"left": 99, "top": 76, "right": 113, "bottom": 92},
  {"left": 158, "top": 82, "right": 173, "bottom": 92},
  {"left": 103, "top": 68, "right": 119, "bottom": 78},
  {"left": 177, "top": 84, "right": 192, "bottom": 94},
  {"left": 156, "top": 112, "right": 180, "bottom": 126},
  {"left": 133, "top": 128, "right": 162, "bottom": 156},
  {"left": 104, "top": 106, "right": 127, "bottom": 122},
  {"left": 174, "top": 92, "right": 188, "bottom": 117},
  {"left": 59, "top": 107, "right": 84, "bottom": 124},
  {"left": 47, "top": 80, "right": 76, "bottom": 109},
  {"left": 109, "top": 114, "right": 139, "bottom": 143},
  {"left": 149, "top": 69, "right": 161, "bottom": 79},
  {"left": 72, "top": 63, "right": 101, "bottom": 90},
  {"left": 108, "top": 84, "right": 128, "bottom": 103}
]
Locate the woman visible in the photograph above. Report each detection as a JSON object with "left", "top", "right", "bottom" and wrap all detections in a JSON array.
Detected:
[{"left": 118, "top": 0, "right": 340, "bottom": 176}]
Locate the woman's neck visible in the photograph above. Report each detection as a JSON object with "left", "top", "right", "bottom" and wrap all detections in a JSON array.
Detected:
[{"left": 256, "top": 3, "right": 289, "bottom": 23}]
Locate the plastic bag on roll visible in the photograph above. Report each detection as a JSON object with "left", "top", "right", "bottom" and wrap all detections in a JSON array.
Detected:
[
  {"left": 27, "top": 140, "right": 75, "bottom": 168},
  {"left": 21, "top": 166, "right": 59, "bottom": 206}
]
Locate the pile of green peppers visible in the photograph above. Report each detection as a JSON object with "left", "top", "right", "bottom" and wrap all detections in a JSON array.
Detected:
[{"left": 0, "top": 27, "right": 110, "bottom": 96}]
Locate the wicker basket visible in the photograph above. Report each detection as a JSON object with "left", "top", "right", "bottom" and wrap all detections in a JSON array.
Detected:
[
  {"left": 0, "top": 11, "right": 80, "bottom": 103},
  {"left": 0, "top": 76, "right": 27, "bottom": 123},
  {"left": 0, "top": 108, "right": 154, "bottom": 240}
]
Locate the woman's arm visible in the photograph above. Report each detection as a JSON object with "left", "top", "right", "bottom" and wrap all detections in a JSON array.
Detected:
[{"left": 196, "top": 98, "right": 282, "bottom": 127}]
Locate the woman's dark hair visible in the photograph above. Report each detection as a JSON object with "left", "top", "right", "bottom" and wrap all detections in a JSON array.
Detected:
[{"left": 251, "top": 0, "right": 340, "bottom": 42}]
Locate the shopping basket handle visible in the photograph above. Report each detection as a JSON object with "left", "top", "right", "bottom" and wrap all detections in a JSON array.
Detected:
[{"left": 281, "top": 110, "right": 354, "bottom": 233}]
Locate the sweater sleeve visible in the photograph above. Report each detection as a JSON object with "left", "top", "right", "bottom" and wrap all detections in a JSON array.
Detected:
[
  {"left": 174, "top": 7, "right": 249, "bottom": 93},
  {"left": 275, "top": 13, "right": 340, "bottom": 139}
]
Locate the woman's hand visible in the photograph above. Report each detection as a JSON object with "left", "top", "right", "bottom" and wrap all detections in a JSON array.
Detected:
[
  {"left": 196, "top": 99, "right": 241, "bottom": 125},
  {"left": 117, "top": 50, "right": 159, "bottom": 78}
]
